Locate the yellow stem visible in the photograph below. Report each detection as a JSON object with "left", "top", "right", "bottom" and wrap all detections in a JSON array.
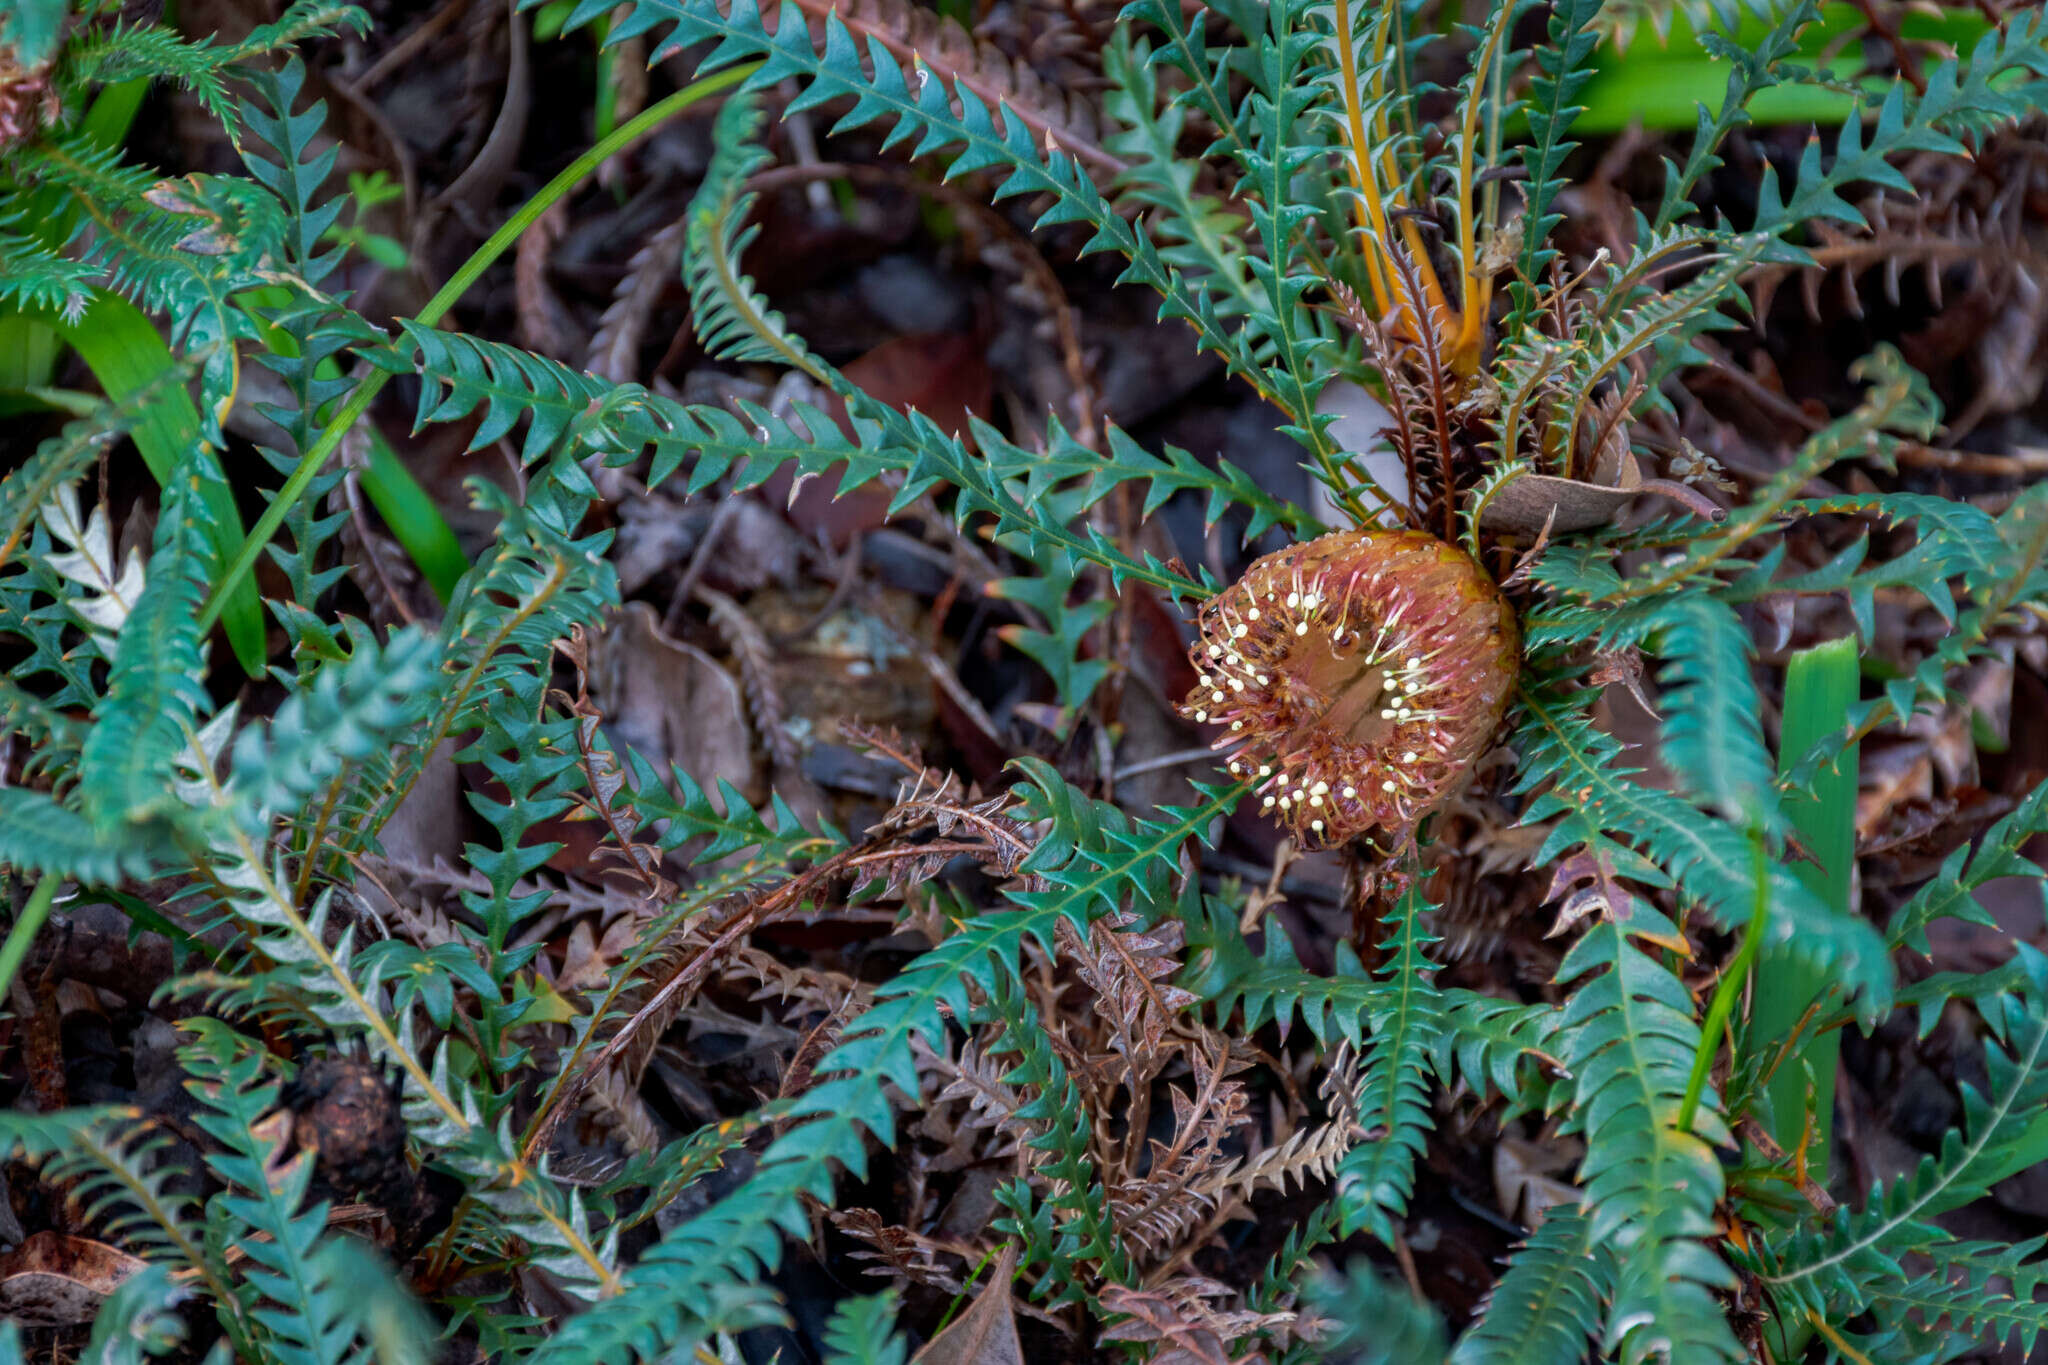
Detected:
[
  {"left": 1338, "top": 0, "right": 1458, "bottom": 350},
  {"left": 1365, "top": 7, "right": 1447, "bottom": 331},
  {"left": 1806, "top": 1312, "right": 1875, "bottom": 1365},
  {"left": 1330, "top": 0, "right": 1399, "bottom": 317}
]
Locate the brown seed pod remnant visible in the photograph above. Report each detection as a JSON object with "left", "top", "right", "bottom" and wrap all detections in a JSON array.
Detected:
[{"left": 1180, "top": 529, "right": 1519, "bottom": 849}]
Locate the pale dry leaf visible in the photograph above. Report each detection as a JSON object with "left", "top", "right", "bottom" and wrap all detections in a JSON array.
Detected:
[
  {"left": 1316, "top": 380, "right": 1407, "bottom": 525},
  {"left": 40, "top": 484, "right": 144, "bottom": 637}
]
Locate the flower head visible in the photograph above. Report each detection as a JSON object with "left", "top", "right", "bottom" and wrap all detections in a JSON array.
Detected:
[{"left": 1181, "top": 530, "right": 1518, "bottom": 848}]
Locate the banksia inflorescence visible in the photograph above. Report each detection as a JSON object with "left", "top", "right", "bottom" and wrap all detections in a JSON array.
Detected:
[{"left": 1182, "top": 530, "right": 1518, "bottom": 849}]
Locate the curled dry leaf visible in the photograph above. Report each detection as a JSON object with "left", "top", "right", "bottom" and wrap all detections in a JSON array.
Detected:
[
  {"left": 1478, "top": 446, "right": 1645, "bottom": 537},
  {"left": 835, "top": 1208, "right": 970, "bottom": 1296},
  {"left": 1477, "top": 394, "right": 1728, "bottom": 536},
  {"left": 1542, "top": 848, "right": 1635, "bottom": 939},
  {"left": 1058, "top": 911, "right": 1200, "bottom": 1073},
  {"left": 0, "top": 1231, "right": 146, "bottom": 1324}
]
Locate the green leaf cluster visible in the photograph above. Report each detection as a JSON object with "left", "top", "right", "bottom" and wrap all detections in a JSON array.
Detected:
[{"left": 5, "top": 0, "right": 2048, "bottom": 1358}]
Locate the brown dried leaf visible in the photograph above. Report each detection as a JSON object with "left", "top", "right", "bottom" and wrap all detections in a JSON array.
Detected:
[
  {"left": 514, "top": 198, "right": 570, "bottom": 357},
  {"left": 921, "top": 1037, "right": 1032, "bottom": 1153},
  {"left": 1197, "top": 1117, "right": 1354, "bottom": 1202},
  {"left": 553, "top": 916, "right": 641, "bottom": 994},
  {"left": 1099, "top": 1282, "right": 1277, "bottom": 1365},
  {"left": 1542, "top": 850, "right": 1688, "bottom": 953},
  {"left": 534, "top": 764, "right": 1029, "bottom": 1158},
  {"left": 912, "top": 1246, "right": 1024, "bottom": 1365},
  {"left": 1493, "top": 1134, "right": 1583, "bottom": 1229},
  {"left": 1589, "top": 647, "right": 1658, "bottom": 720},
  {"left": 553, "top": 625, "right": 676, "bottom": 897},
  {"left": 696, "top": 585, "right": 799, "bottom": 775},
  {"left": 0, "top": 1231, "right": 147, "bottom": 1325},
  {"left": 834, "top": 1209, "right": 969, "bottom": 1295},
  {"left": 579, "top": 1065, "right": 664, "bottom": 1155},
  {"left": 1058, "top": 911, "right": 1199, "bottom": 1075},
  {"left": 586, "top": 216, "right": 686, "bottom": 382},
  {"left": 1109, "top": 1045, "right": 1255, "bottom": 1257},
  {"left": 587, "top": 602, "right": 756, "bottom": 807}
]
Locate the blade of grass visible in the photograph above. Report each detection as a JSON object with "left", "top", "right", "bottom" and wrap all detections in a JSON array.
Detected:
[
  {"left": 359, "top": 431, "right": 468, "bottom": 602},
  {"left": 1758, "top": 633, "right": 1861, "bottom": 1177},
  {"left": 0, "top": 877, "right": 62, "bottom": 1007},
  {"left": 197, "top": 61, "right": 758, "bottom": 635},
  {"left": 1682, "top": 826, "right": 1769, "bottom": 1132},
  {"left": 81, "top": 76, "right": 151, "bottom": 148},
  {"left": 0, "top": 316, "right": 63, "bottom": 392}
]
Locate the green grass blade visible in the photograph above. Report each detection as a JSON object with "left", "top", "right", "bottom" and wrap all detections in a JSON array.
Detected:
[
  {"left": 1757, "top": 633, "right": 1861, "bottom": 1176},
  {"left": 0, "top": 315, "right": 63, "bottom": 392},
  {"left": 358, "top": 432, "right": 467, "bottom": 602}
]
